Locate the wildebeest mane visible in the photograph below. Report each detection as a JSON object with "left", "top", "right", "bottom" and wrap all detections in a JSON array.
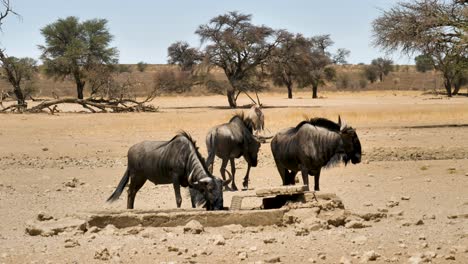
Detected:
[
  {"left": 293, "top": 117, "right": 341, "bottom": 133},
  {"left": 164, "top": 131, "right": 210, "bottom": 174},
  {"left": 229, "top": 112, "right": 254, "bottom": 133}
]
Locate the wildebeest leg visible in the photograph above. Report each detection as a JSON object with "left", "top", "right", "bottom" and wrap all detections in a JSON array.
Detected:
[
  {"left": 300, "top": 166, "right": 310, "bottom": 191},
  {"left": 206, "top": 150, "right": 216, "bottom": 174},
  {"left": 313, "top": 169, "right": 321, "bottom": 191},
  {"left": 242, "top": 164, "right": 251, "bottom": 190},
  {"left": 127, "top": 172, "right": 146, "bottom": 209},
  {"left": 229, "top": 158, "right": 238, "bottom": 191},
  {"left": 286, "top": 170, "right": 297, "bottom": 185},
  {"left": 220, "top": 158, "right": 231, "bottom": 191},
  {"left": 173, "top": 181, "right": 182, "bottom": 208}
]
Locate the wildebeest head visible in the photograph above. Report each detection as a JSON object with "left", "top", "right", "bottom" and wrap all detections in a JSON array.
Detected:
[
  {"left": 338, "top": 116, "right": 362, "bottom": 165},
  {"left": 243, "top": 137, "right": 261, "bottom": 167},
  {"left": 190, "top": 170, "right": 224, "bottom": 210}
]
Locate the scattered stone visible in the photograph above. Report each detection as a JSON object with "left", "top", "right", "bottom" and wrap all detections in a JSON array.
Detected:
[
  {"left": 64, "top": 178, "right": 80, "bottom": 188},
  {"left": 386, "top": 199, "right": 399, "bottom": 208},
  {"left": 418, "top": 235, "right": 426, "bottom": 240},
  {"left": 183, "top": 220, "right": 204, "bottom": 234},
  {"left": 415, "top": 219, "right": 424, "bottom": 225},
  {"left": 389, "top": 210, "right": 404, "bottom": 217},
  {"left": 94, "top": 247, "right": 111, "bottom": 261},
  {"left": 356, "top": 212, "right": 387, "bottom": 221},
  {"left": 212, "top": 235, "right": 225, "bottom": 246},
  {"left": 307, "top": 258, "right": 316, "bottom": 263},
  {"left": 445, "top": 255, "right": 455, "bottom": 260},
  {"left": 393, "top": 177, "right": 403, "bottom": 181},
  {"left": 42, "top": 148, "right": 49, "bottom": 151},
  {"left": 408, "top": 255, "right": 423, "bottom": 264},
  {"left": 339, "top": 256, "right": 352, "bottom": 264},
  {"left": 421, "top": 242, "right": 429, "bottom": 249},
  {"left": 425, "top": 178, "right": 432, "bottom": 182},
  {"left": 319, "top": 210, "right": 348, "bottom": 227},
  {"left": 363, "top": 202, "right": 373, "bottom": 207},
  {"left": 401, "top": 196, "right": 410, "bottom": 201},
  {"left": 238, "top": 251, "right": 248, "bottom": 260},
  {"left": 100, "top": 224, "right": 118, "bottom": 236},
  {"left": 422, "top": 251, "right": 436, "bottom": 260},
  {"left": 25, "top": 217, "right": 87, "bottom": 237},
  {"left": 377, "top": 208, "right": 388, "bottom": 213},
  {"left": 345, "top": 220, "right": 371, "bottom": 229},
  {"left": 37, "top": 212, "right": 53, "bottom": 221},
  {"left": 264, "top": 256, "right": 281, "bottom": 263},
  {"left": 363, "top": 251, "right": 380, "bottom": 261},
  {"left": 64, "top": 238, "right": 80, "bottom": 248},
  {"left": 224, "top": 224, "right": 244, "bottom": 234},
  {"left": 317, "top": 252, "right": 326, "bottom": 260},
  {"left": 422, "top": 214, "right": 436, "bottom": 220},
  {"left": 263, "top": 238, "right": 277, "bottom": 244},
  {"left": 249, "top": 246, "right": 257, "bottom": 252},
  {"left": 167, "top": 246, "right": 179, "bottom": 252}
]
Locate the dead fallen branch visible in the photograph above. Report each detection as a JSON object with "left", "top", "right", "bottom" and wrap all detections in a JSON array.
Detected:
[{"left": 1, "top": 98, "right": 158, "bottom": 113}]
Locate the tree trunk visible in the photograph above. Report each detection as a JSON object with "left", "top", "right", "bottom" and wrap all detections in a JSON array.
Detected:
[
  {"left": 379, "top": 73, "right": 384, "bottom": 82},
  {"left": 76, "top": 81, "right": 85, "bottom": 99},
  {"left": 13, "top": 85, "right": 26, "bottom": 108},
  {"left": 452, "top": 82, "right": 461, "bottom": 96},
  {"left": 226, "top": 89, "right": 237, "bottom": 108},
  {"left": 287, "top": 84, "right": 293, "bottom": 99},
  {"left": 444, "top": 77, "right": 452, "bottom": 97},
  {"left": 312, "top": 84, "right": 318, "bottom": 99}
]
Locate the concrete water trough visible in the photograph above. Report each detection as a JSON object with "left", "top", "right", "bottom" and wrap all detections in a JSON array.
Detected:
[{"left": 81, "top": 186, "right": 342, "bottom": 229}]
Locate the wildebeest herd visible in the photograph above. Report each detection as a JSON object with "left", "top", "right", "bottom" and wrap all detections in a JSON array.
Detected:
[{"left": 107, "top": 106, "right": 362, "bottom": 210}]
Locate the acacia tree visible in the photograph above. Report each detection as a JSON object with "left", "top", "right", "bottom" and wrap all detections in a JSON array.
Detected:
[
  {"left": 39, "top": 16, "right": 118, "bottom": 99},
  {"left": 371, "top": 58, "right": 393, "bottom": 82},
  {"left": 267, "top": 33, "right": 309, "bottom": 99},
  {"left": 195, "top": 11, "right": 285, "bottom": 108},
  {"left": 0, "top": 54, "right": 37, "bottom": 107},
  {"left": 167, "top": 41, "right": 202, "bottom": 72},
  {"left": 296, "top": 35, "right": 342, "bottom": 98},
  {"left": 372, "top": 0, "right": 467, "bottom": 97},
  {"left": 415, "top": 54, "right": 435, "bottom": 72}
]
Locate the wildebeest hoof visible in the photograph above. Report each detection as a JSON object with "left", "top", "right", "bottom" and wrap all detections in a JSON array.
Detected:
[
  {"left": 224, "top": 186, "right": 233, "bottom": 192},
  {"left": 231, "top": 185, "right": 238, "bottom": 191}
]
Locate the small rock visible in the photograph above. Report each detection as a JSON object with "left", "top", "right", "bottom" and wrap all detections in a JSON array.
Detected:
[
  {"left": 263, "top": 238, "right": 277, "bottom": 244},
  {"left": 445, "top": 255, "right": 455, "bottom": 260},
  {"left": 420, "top": 242, "right": 429, "bottom": 249},
  {"left": 339, "top": 256, "right": 352, "bottom": 264},
  {"left": 418, "top": 235, "right": 426, "bottom": 240},
  {"left": 393, "top": 177, "right": 403, "bottom": 181},
  {"left": 363, "top": 202, "right": 373, "bottom": 207},
  {"left": 317, "top": 252, "right": 326, "bottom": 260},
  {"left": 422, "top": 251, "right": 436, "bottom": 259},
  {"left": 415, "top": 219, "right": 424, "bottom": 225},
  {"left": 377, "top": 208, "right": 388, "bottom": 213},
  {"left": 87, "top": 226, "right": 100, "bottom": 233},
  {"left": 94, "top": 247, "right": 111, "bottom": 261},
  {"left": 425, "top": 178, "right": 431, "bottom": 182},
  {"left": 249, "top": 246, "right": 257, "bottom": 252},
  {"left": 42, "top": 148, "right": 49, "bottom": 151},
  {"left": 363, "top": 251, "right": 380, "bottom": 261},
  {"left": 37, "top": 212, "right": 53, "bottom": 221},
  {"left": 212, "top": 235, "right": 225, "bottom": 246},
  {"left": 408, "top": 255, "right": 423, "bottom": 264},
  {"left": 183, "top": 220, "right": 204, "bottom": 234},
  {"left": 238, "top": 251, "right": 248, "bottom": 260},
  {"left": 307, "top": 258, "right": 316, "bottom": 263},
  {"left": 264, "top": 256, "right": 281, "bottom": 263},
  {"left": 422, "top": 214, "right": 436, "bottom": 220},
  {"left": 345, "top": 220, "right": 370, "bottom": 229},
  {"left": 386, "top": 199, "right": 399, "bottom": 208},
  {"left": 64, "top": 238, "right": 80, "bottom": 248},
  {"left": 401, "top": 196, "right": 410, "bottom": 201},
  {"left": 167, "top": 246, "right": 179, "bottom": 252}
]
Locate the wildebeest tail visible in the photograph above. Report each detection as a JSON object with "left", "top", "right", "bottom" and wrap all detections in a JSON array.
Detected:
[{"left": 106, "top": 169, "right": 130, "bottom": 203}]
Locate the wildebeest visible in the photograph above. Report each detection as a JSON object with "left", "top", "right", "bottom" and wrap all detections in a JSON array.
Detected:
[
  {"left": 246, "top": 105, "right": 265, "bottom": 136},
  {"left": 107, "top": 132, "right": 229, "bottom": 210},
  {"left": 206, "top": 113, "right": 261, "bottom": 191},
  {"left": 271, "top": 116, "right": 361, "bottom": 191}
]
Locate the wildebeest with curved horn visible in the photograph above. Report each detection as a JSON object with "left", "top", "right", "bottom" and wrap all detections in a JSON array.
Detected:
[
  {"left": 271, "top": 116, "right": 361, "bottom": 191},
  {"left": 206, "top": 113, "right": 261, "bottom": 191},
  {"left": 246, "top": 105, "right": 265, "bottom": 137},
  {"left": 107, "top": 132, "right": 230, "bottom": 210}
]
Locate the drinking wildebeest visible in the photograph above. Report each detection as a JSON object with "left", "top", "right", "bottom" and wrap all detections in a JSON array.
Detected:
[
  {"left": 246, "top": 105, "right": 265, "bottom": 136},
  {"left": 206, "top": 113, "right": 261, "bottom": 191},
  {"left": 106, "top": 132, "right": 230, "bottom": 210},
  {"left": 271, "top": 116, "right": 361, "bottom": 191}
]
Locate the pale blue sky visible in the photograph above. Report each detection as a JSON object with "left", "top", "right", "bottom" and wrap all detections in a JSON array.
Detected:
[{"left": 0, "top": 0, "right": 415, "bottom": 65}]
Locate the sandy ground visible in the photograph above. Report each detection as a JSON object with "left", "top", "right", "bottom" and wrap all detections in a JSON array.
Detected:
[{"left": 0, "top": 91, "right": 467, "bottom": 263}]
